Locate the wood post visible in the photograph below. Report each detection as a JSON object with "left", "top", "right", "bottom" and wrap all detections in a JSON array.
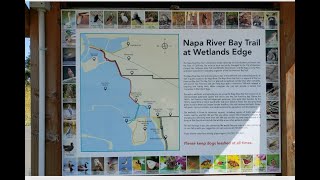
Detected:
[
  {"left": 280, "top": 2, "right": 295, "bottom": 176},
  {"left": 30, "top": 5, "right": 39, "bottom": 176},
  {"left": 25, "top": 4, "right": 30, "bottom": 37},
  {"left": 44, "top": 2, "right": 62, "bottom": 175},
  {"left": 30, "top": 2, "right": 62, "bottom": 175}
]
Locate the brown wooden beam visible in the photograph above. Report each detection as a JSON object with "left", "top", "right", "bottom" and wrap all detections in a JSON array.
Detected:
[
  {"left": 44, "top": 2, "right": 62, "bottom": 175},
  {"left": 30, "top": 6, "right": 39, "bottom": 176},
  {"left": 31, "top": 2, "right": 62, "bottom": 175},
  {"left": 280, "top": 2, "right": 295, "bottom": 176},
  {"left": 25, "top": 3, "right": 30, "bottom": 37}
]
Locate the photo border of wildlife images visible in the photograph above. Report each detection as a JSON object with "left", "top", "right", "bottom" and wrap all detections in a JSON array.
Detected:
[{"left": 61, "top": 9, "right": 281, "bottom": 176}]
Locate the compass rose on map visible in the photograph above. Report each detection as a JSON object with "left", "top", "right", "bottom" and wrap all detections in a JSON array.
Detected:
[{"left": 156, "top": 38, "right": 172, "bottom": 54}]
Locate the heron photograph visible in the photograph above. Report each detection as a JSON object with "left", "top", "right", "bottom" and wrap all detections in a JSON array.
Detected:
[
  {"left": 62, "top": 11, "right": 76, "bottom": 29},
  {"left": 63, "top": 121, "right": 76, "bottom": 139},
  {"left": 63, "top": 103, "right": 76, "bottom": 121},
  {"left": 118, "top": 11, "right": 131, "bottom": 29}
]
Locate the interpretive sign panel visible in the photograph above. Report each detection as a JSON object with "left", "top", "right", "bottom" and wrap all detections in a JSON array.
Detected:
[{"left": 61, "top": 9, "right": 280, "bottom": 175}]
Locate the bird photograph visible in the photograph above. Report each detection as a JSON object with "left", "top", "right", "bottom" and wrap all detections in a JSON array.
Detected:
[
  {"left": 92, "top": 158, "right": 104, "bottom": 171},
  {"left": 119, "top": 157, "right": 132, "bottom": 173},
  {"left": 90, "top": 11, "right": 103, "bottom": 28},
  {"left": 76, "top": 11, "right": 89, "bottom": 28},
  {"left": 78, "top": 162, "right": 89, "bottom": 174},
  {"left": 104, "top": 12, "right": 115, "bottom": 26},
  {"left": 63, "top": 160, "right": 75, "bottom": 173},
  {"left": 65, "top": 12, "right": 72, "bottom": 27},
  {"left": 63, "top": 142, "right": 74, "bottom": 153},
  {"left": 132, "top": 11, "right": 144, "bottom": 26},
  {"left": 119, "top": 11, "right": 130, "bottom": 25},
  {"left": 63, "top": 11, "right": 75, "bottom": 29},
  {"left": 121, "top": 167, "right": 128, "bottom": 172},
  {"left": 106, "top": 157, "right": 118, "bottom": 172},
  {"left": 63, "top": 29, "right": 76, "bottom": 46},
  {"left": 266, "top": 30, "right": 278, "bottom": 47},
  {"left": 64, "top": 103, "right": 75, "bottom": 120},
  {"left": 63, "top": 84, "right": 75, "bottom": 100},
  {"left": 67, "top": 104, "right": 73, "bottom": 116},
  {"left": 67, "top": 67, "right": 74, "bottom": 78},
  {"left": 63, "top": 66, "right": 76, "bottom": 83},
  {"left": 63, "top": 121, "right": 75, "bottom": 138},
  {"left": 121, "top": 158, "right": 128, "bottom": 165},
  {"left": 94, "top": 14, "right": 102, "bottom": 23},
  {"left": 65, "top": 123, "right": 72, "bottom": 137},
  {"left": 63, "top": 48, "right": 75, "bottom": 65}
]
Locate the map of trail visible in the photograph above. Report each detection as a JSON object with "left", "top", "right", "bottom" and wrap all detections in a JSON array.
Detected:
[{"left": 79, "top": 33, "right": 179, "bottom": 152}]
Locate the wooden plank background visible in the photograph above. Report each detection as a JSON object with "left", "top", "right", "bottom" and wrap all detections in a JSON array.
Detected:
[{"left": 29, "top": 2, "right": 295, "bottom": 175}]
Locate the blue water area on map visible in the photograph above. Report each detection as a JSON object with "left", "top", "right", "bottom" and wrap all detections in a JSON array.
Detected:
[
  {"left": 87, "top": 38, "right": 109, "bottom": 50},
  {"left": 80, "top": 34, "right": 89, "bottom": 60},
  {"left": 87, "top": 48, "right": 106, "bottom": 63},
  {"left": 80, "top": 34, "right": 129, "bottom": 59},
  {"left": 105, "top": 37, "right": 128, "bottom": 52},
  {"left": 80, "top": 34, "right": 164, "bottom": 152}
]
